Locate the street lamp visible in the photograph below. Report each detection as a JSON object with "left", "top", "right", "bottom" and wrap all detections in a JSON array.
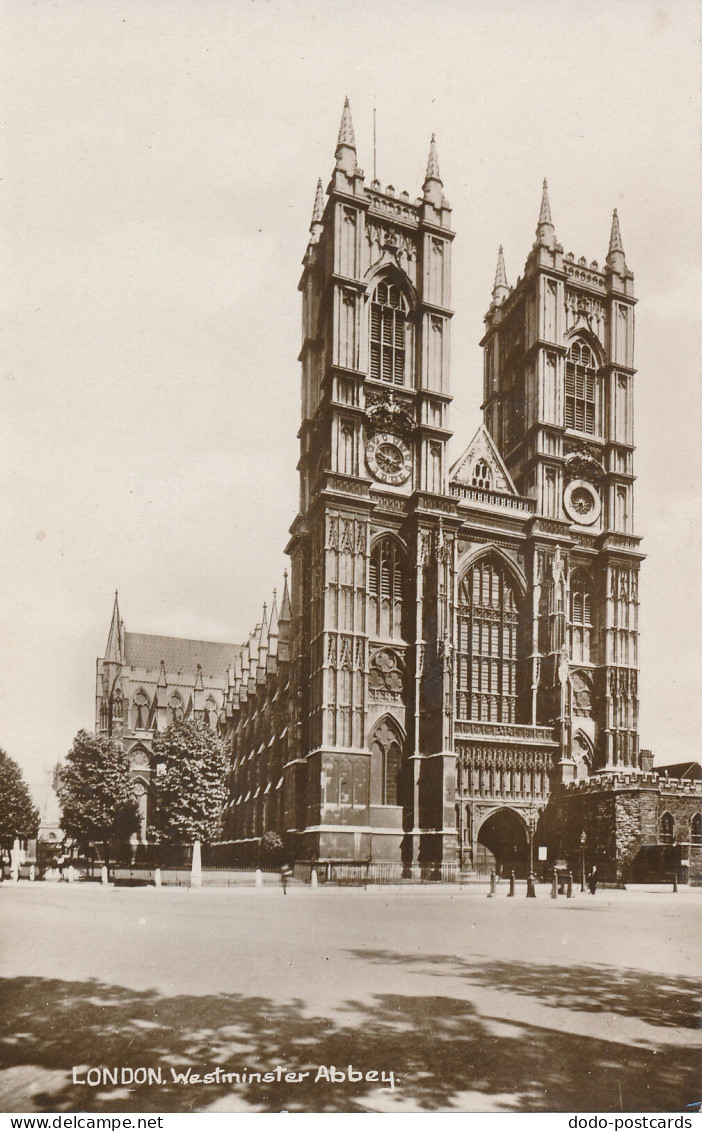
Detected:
[{"left": 580, "top": 831, "right": 587, "bottom": 892}]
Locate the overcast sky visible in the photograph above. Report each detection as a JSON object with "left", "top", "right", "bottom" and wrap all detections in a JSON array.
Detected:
[{"left": 1, "top": 0, "right": 700, "bottom": 801}]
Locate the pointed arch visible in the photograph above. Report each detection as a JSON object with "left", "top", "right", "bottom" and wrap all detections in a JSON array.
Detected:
[
  {"left": 131, "top": 688, "right": 151, "bottom": 731},
  {"left": 363, "top": 260, "right": 417, "bottom": 310},
  {"left": 691, "top": 812, "right": 702, "bottom": 846},
  {"left": 167, "top": 691, "right": 185, "bottom": 725},
  {"left": 570, "top": 569, "right": 595, "bottom": 664},
  {"left": 368, "top": 535, "right": 409, "bottom": 641},
  {"left": 659, "top": 811, "right": 674, "bottom": 844},
  {"left": 564, "top": 325, "right": 606, "bottom": 368},
  {"left": 456, "top": 551, "right": 525, "bottom": 723},
  {"left": 368, "top": 714, "right": 406, "bottom": 807},
  {"left": 458, "top": 545, "right": 527, "bottom": 602},
  {"left": 364, "top": 267, "right": 415, "bottom": 387},
  {"left": 564, "top": 334, "right": 604, "bottom": 435}
]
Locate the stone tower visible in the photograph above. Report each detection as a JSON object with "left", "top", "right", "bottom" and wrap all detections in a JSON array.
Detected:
[
  {"left": 480, "top": 184, "right": 644, "bottom": 779},
  {"left": 287, "top": 100, "right": 457, "bottom": 862}
]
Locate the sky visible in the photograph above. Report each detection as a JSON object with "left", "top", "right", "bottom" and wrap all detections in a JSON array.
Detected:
[{"left": 1, "top": 0, "right": 700, "bottom": 803}]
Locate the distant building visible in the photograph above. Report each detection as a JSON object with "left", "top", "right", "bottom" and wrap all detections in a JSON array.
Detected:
[{"left": 95, "top": 101, "right": 701, "bottom": 883}]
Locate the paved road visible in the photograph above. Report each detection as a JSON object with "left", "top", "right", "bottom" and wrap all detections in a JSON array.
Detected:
[{"left": 1, "top": 883, "right": 700, "bottom": 1113}]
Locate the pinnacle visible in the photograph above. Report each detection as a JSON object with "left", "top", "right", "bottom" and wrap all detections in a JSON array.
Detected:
[
  {"left": 608, "top": 208, "right": 624, "bottom": 255},
  {"left": 311, "top": 178, "right": 325, "bottom": 227},
  {"left": 336, "top": 96, "right": 356, "bottom": 151},
  {"left": 425, "top": 133, "right": 441, "bottom": 182},
  {"left": 538, "top": 178, "right": 552, "bottom": 227},
  {"left": 493, "top": 245, "right": 508, "bottom": 292}
]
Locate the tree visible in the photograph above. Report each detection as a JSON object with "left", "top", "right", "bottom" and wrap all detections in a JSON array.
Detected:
[
  {"left": 0, "top": 748, "right": 40, "bottom": 850},
  {"left": 57, "top": 730, "right": 139, "bottom": 863},
  {"left": 259, "top": 830, "right": 285, "bottom": 866},
  {"left": 151, "top": 719, "right": 229, "bottom": 844}
]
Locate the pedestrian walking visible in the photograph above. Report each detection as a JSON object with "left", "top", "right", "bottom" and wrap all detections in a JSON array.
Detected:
[
  {"left": 280, "top": 863, "right": 292, "bottom": 894},
  {"left": 587, "top": 865, "right": 598, "bottom": 895}
]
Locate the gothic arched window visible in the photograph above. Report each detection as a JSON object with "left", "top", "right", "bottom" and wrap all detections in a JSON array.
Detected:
[
  {"left": 167, "top": 692, "right": 184, "bottom": 725},
  {"left": 204, "top": 696, "right": 218, "bottom": 730},
  {"left": 456, "top": 557, "right": 521, "bottom": 723},
  {"left": 368, "top": 538, "right": 406, "bottom": 640},
  {"left": 565, "top": 339, "right": 598, "bottom": 434},
  {"left": 132, "top": 689, "right": 150, "bottom": 730},
  {"left": 659, "top": 811, "right": 674, "bottom": 844},
  {"left": 112, "top": 689, "right": 123, "bottom": 719},
  {"left": 369, "top": 718, "right": 404, "bottom": 807},
  {"left": 691, "top": 813, "right": 702, "bottom": 846},
  {"left": 472, "top": 459, "right": 492, "bottom": 489},
  {"left": 570, "top": 571, "right": 594, "bottom": 664},
  {"left": 369, "top": 281, "right": 408, "bottom": 386}
]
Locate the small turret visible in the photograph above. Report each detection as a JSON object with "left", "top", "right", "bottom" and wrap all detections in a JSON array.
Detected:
[
  {"left": 605, "top": 207, "right": 634, "bottom": 294},
  {"left": 422, "top": 134, "right": 442, "bottom": 208},
  {"left": 535, "top": 178, "right": 556, "bottom": 249},
  {"left": 335, "top": 96, "right": 357, "bottom": 177},
  {"left": 309, "top": 178, "right": 325, "bottom": 245}
]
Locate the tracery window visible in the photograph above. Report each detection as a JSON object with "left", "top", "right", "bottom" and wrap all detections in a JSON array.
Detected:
[
  {"left": 132, "top": 689, "right": 150, "bottom": 730},
  {"left": 368, "top": 538, "right": 406, "bottom": 640},
  {"left": 204, "top": 696, "right": 218, "bottom": 730},
  {"left": 369, "top": 281, "right": 408, "bottom": 385},
  {"left": 456, "top": 558, "right": 521, "bottom": 723},
  {"left": 570, "top": 572, "right": 594, "bottom": 664},
  {"left": 565, "top": 340, "right": 598, "bottom": 434},
  {"left": 369, "top": 719, "right": 404, "bottom": 806},
  {"left": 167, "top": 692, "right": 184, "bottom": 725},
  {"left": 659, "top": 811, "right": 674, "bottom": 844},
  {"left": 691, "top": 813, "right": 702, "bottom": 846},
  {"left": 472, "top": 459, "right": 492, "bottom": 489}
]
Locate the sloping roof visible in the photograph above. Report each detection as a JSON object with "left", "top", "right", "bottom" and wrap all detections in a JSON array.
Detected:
[
  {"left": 124, "top": 632, "right": 243, "bottom": 679},
  {"left": 654, "top": 761, "right": 701, "bottom": 781},
  {"left": 450, "top": 424, "right": 518, "bottom": 494}
]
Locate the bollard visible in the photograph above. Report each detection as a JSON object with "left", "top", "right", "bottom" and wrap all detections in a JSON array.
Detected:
[
  {"left": 190, "top": 840, "right": 202, "bottom": 888},
  {"left": 566, "top": 871, "right": 573, "bottom": 898},
  {"left": 154, "top": 867, "right": 162, "bottom": 888},
  {"left": 487, "top": 869, "right": 496, "bottom": 898},
  {"left": 526, "top": 871, "right": 536, "bottom": 898},
  {"left": 310, "top": 868, "right": 318, "bottom": 889},
  {"left": 508, "top": 870, "right": 515, "bottom": 897},
  {"left": 29, "top": 864, "right": 36, "bottom": 882},
  {"left": 672, "top": 869, "right": 678, "bottom": 893},
  {"left": 254, "top": 868, "right": 263, "bottom": 890},
  {"left": 551, "top": 870, "right": 557, "bottom": 899},
  {"left": 101, "top": 865, "right": 109, "bottom": 885}
]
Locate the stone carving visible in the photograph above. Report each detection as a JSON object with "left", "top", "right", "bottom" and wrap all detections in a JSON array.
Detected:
[
  {"left": 369, "top": 648, "right": 405, "bottom": 700},
  {"left": 564, "top": 449, "right": 605, "bottom": 485},
  {"left": 365, "top": 390, "right": 415, "bottom": 439}
]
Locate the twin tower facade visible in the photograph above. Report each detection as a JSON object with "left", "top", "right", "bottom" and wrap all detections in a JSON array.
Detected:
[
  {"left": 254, "top": 97, "right": 641, "bottom": 869},
  {"left": 99, "top": 100, "right": 669, "bottom": 876}
]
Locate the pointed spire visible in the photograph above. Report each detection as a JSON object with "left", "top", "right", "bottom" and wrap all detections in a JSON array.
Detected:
[
  {"left": 268, "top": 590, "right": 279, "bottom": 640},
  {"left": 608, "top": 208, "right": 624, "bottom": 256},
  {"left": 492, "top": 245, "right": 509, "bottom": 304},
  {"left": 157, "top": 660, "right": 167, "bottom": 688},
  {"left": 336, "top": 96, "right": 356, "bottom": 151},
  {"left": 279, "top": 571, "right": 292, "bottom": 624},
  {"left": 535, "top": 178, "right": 556, "bottom": 248},
  {"left": 105, "top": 591, "right": 124, "bottom": 665},
  {"left": 194, "top": 664, "right": 204, "bottom": 691},
  {"left": 538, "top": 178, "right": 552, "bottom": 225},
  {"left": 425, "top": 134, "right": 441, "bottom": 183},
  {"left": 310, "top": 178, "right": 325, "bottom": 229}
]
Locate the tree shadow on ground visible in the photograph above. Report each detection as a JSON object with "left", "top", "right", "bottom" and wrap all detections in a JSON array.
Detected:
[
  {"left": 347, "top": 950, "right": 701, "bottom": 1032},
  {"left": 0, "top": 975, "right": 699, "bottom": 1114}
]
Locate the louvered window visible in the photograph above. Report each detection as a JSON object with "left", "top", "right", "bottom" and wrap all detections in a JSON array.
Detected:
[
  {"left": 369, "top": 282, "right": 408, "bottom": 386},
  {"left": 565, "top": 340, "right": 598, "bottom": 434},
  {"left": 570, "top": 572, "right": 594, "bottom": 664},
  {"left": 369, "top": 538, "right": 406, "bottom": 640}
]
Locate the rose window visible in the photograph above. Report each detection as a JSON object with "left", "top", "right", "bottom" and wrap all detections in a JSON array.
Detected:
[
  {"left": 369, "top": 649, "right": 404, "bottom": 698},
  {"left": 571, "top": 487, "right": 594, "bottom": 515}
]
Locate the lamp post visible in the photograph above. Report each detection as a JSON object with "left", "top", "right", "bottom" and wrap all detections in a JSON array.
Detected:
[{"left": 580, "top": 831, "right": 587, "bottom": 892}]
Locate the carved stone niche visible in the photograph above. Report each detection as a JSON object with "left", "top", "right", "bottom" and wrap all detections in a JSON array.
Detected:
[{"left": 365, "top": 391, "right": 415, "bottom": 439}]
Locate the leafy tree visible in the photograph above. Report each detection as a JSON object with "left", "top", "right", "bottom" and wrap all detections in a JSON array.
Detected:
[
  {"left": 0, "top": 748, "right": 40, "bottom": 849},
  {"left": 57, "top": 730, "right": 139, "bottom": 863},
  {"left": 151, "top": 719, "right": 229, "bottom": 844},
  {"left": 259, "top": 830, "right": 285, "bottom": 866}
]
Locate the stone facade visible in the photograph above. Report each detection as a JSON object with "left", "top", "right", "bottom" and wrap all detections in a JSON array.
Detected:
[{"left": 94, "top": 100, "right": 701, "bottom": 881}]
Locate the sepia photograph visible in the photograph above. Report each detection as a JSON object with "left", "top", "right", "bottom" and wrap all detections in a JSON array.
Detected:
[{"left": 1, "top": 0, "right": 700, "bottom": 1119}]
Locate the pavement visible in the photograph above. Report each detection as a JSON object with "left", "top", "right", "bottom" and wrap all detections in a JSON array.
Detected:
[{"left": 0, "top": 881, "right": 700, "bottom": 1114}]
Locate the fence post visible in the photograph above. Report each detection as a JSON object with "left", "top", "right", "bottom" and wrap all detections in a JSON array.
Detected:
[
  {"left": 672, "top": 868, "right": 678, "bottom": 893},
  {"left": 154, "top": 867, "right": 161, "bottom": 888},
  {"left": 310, "top": 868, "right": 318, "bottom": 889},
  {"left": 101, "top": 865, "right": 109, "bottom": 885},
  {"left": 255, "top": 868, "right": 263, "bottom": 890},
  {"left": 487, "top": 869, "right": 496, "bottom": 898},
  {"left": 551, "top": 869, "right": 558, "bottom": 899},
  {"left": 190, "top": 840, "right": 202, "bottom": 888},
  {"left": 508, "top": 870, "right": 515, "bottom": 897},
  {"left": 566, "top": 871, "right": 573, "bottom": 898},
  {"left": 526, "top": 871, "right": 536, "bottom": 898}
]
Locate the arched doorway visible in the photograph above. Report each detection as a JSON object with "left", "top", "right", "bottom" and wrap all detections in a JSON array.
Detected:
[{"left": 476, "top": 808, "right": 529, "bottom": 877}]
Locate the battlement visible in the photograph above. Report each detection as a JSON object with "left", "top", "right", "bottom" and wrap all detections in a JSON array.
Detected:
[{"left": 563, "top": 772, "right": 702, "bottom": 796}]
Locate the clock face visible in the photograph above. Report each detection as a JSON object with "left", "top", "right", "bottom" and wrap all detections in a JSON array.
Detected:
[{"left": 365, "top": 432, "right": 411, "bottom": 485}]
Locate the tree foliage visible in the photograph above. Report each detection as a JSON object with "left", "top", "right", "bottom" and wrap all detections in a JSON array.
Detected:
[
  {"left": 151, "top": 719, "right": 229, "bottom": 844},
  {"left": 57, "top": 730, "right": 139, "bottom": 849},
  {"left": 259, "top": 830, "right": 285, "bottom": 866},
  {"left": 0, "top": 747, "right": 40, "bottom": 848}
]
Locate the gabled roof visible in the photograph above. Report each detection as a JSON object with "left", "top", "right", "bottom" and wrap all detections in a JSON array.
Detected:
[
  {"left": 123, "top": 632, "right": 243, "bottom": 679},
  {"left": 450, "top": 424, "right": 518, "bottom": 495},
  {"left": 654, "top": 761, "right": 701, "bottom": 781}
]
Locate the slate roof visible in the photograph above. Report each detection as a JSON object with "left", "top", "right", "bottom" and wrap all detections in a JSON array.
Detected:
[
  {"left": 654, "top": 761, "right": 701, "bottom": 781},
  {"left": 124, "top": 632, "right": 243, "bottom": 679}
]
